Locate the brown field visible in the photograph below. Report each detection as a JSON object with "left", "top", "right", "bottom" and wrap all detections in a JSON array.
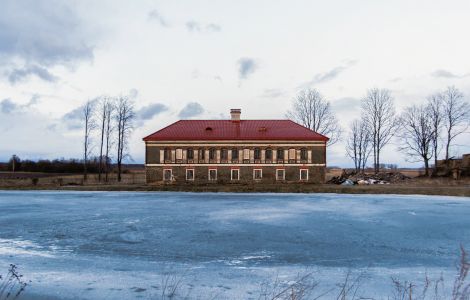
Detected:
[{"left": 0, "top": 169, "right": 469, "bottom": 197}]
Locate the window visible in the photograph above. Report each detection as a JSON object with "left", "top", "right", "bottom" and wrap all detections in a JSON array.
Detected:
[
  {"left": 186, "top": 169, "right": 194, "bottom": 181},
  {"left": 253, "top": 169, "right": 263, "bottom": 180},
  {"left": 231, "top": 169, "right": 240, "bottom": 181},
  {"left": 187, "top": 149, "right": 194, "bottom": 160},
  {"left": 231, "top": 148, "right": 239, "bottom": 160},
  {"left": 300, "top": 169, "right": 309, "bottom": 181},
  {"left": 208, "top": 169, "right": 217, "bottom": 181},
  {"left": 209, "top": 148, "right": 216, "bottom": 160},
  {"left": 254, "top": 148, "right": 261, "bottom": 160},
  {"left": 198, "top": 148, "right": 205, "bottom": 160},
  {"left": 300, "top": 148, "right": 308, "bottom": 161},
  {"left": 276, "top": 169, "right": 285, "bottom": 181},
  {"left": 176, "top": 148, "right": 183, "bottom": 160},
  {"left": 277, "top": 148, "right": 284, "bottom": 160},
  {"left": 243, "top": 148, "right": 250, "bottom": 160},
  {"left": 221, "top": 148, "right": 228, "bottom": 160},
  {"left": 163, "top": 169, "right": 172, "bottom": 181},
  {"left": 288, "top": 148, "right": 296, "bottom": 160},
  {"left": 265, "top": 148, "right": 273, "bottom": 160},
  {"left": 164, "top": 148, "right": 171, "bottom": 161}
]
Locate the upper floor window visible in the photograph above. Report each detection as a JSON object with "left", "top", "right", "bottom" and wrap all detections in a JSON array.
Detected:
[
  {"left": 164, "top": 148, "right": 171, "bottom": 161},
  {"left": 198, "top": 148, "right": 205, "bottom": 160},
  {"left": 187, "top": 148, "right": 194, "bottom": 160},
  {"left": 277, "top": 148, "right": 284, "bottom": 160},
  {"left": 221, "top": 148, "right": 228, "bottom": 160},
  {"left": 243, "top": 148, "right": 250, "bottom": 160},
  {"left": 300, "top": 148, "right": 308, "bottom": 161},
  {"left": 254, "top": 148, "right": 261, "bottom": 160},
  {"left": 232, "top": 148, "right": 239, "bottom": 160},
  {"left": 288, "top": 148, "right": 296, "bottom": 160},
  {"left": 209, "top": 148, "right": 216, "bottom": 160},
  {"left": 265, "top": 148, "right": 273, "bottom": 160}
]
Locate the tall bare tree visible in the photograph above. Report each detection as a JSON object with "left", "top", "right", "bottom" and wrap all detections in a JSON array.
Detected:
[
  {"left": 346, "top": 119, "right": 372, "bottom": 173},
  {"left": 398, "top": 104, "right": 434, "bottom": 176},
  {"left": 82, "top": 100, "right": 95, "bottom": 181},
  {"left": 97, "top": 96, "right": 112, "bottom": 182},
  {"left": 104, "top": 99, "right": 115, "bottom": 182},
  {"left": 361, "top": 88, "right": 398, "bottom": 174},
  {"left": 442, "top": 86, "right": 469, "bottom": 161},
  {"left": 287, "top": 88, "right": 342, "bottom": 145},
  {"left": 427, "top": 93, "right": 444, "bottom": 173},
  {"left": 115, "top": 96, "right": 135, "bottom": 182}
]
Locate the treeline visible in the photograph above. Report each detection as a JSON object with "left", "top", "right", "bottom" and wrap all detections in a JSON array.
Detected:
[
  {"left": 288, "top": 86, "right": 469, "bottom": 176},
  {"left": 1, "top": 156, "right": 107, "bottom": 173}
]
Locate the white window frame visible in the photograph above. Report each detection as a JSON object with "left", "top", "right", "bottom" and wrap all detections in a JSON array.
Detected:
[
  {"left": 163, "top": 169, "right": 173, "bottom": 181},
  {"left": 276, "top": 169, "right": 285, "bottom": 181},
  {"left": 253, "top": 168, "right": 263, "bottom": 180},
  {"left": 300, "top": 169, "right": 309, "bottom": 181},
  {"left": 231, "top": 169, "right": 240, "bottom": 181},
  {"left": 186, "top": 168, "right": 195, "bottom": 181},
  {"left": 208, "top": 169, "right": 217, "bottom": 181},
  {"left": 175, "top": 148, "right": 183, "bottom": 160}
]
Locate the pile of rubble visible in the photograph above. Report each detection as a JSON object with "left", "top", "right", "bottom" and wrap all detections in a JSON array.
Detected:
[{"left": 327, "top": 171, "right": 410, "bottom": 185}]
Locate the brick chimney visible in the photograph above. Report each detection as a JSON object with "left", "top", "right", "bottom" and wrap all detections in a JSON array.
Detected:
[{"left": 230, "top": 109, "right": 241, "bottom": 122}]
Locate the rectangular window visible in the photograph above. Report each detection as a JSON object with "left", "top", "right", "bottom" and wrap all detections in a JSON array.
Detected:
[
  {"left": 176, "top": 148, "right": 183, "bottom": 160},
  {"left": 231, "top": 169, "right": 240, "bottom": 181},
  {"left": 232, "top": 149, "right": 239, "bottom": 160},
  {"left": 208, "top": 169, "right": 217, "bottom": 181},
  {"left": 186, "top": 169, "right": 194, "bottom": 181},
  {"left": 276, "top": 169, "right": 285, "bottom": 181},
  {"left": 163, "top": 169, "right": 172, "bottom": 181},
  {"left": 288, "top": 148, "right": 296, "bottom": 160},
  {"left": 187, "top": 149, "right": 194, "bottom": 160},
  {"left": 243, "top": 148, "right": 250, "bottom": 160},
  {"left": 253, "top": 169, "right": 262, "bottom": 180},
  {"left": 300, "top": 169, "right": 309, "bottom": 181}
]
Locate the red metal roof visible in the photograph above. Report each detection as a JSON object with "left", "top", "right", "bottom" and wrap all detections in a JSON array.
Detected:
[{"left": 143, "top": 120, "right": 329, "bottom": 141}]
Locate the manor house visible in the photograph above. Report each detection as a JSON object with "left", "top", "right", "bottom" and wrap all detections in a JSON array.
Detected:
[{"left": 143, "top": 109, "right": 328, "bottom": 184}]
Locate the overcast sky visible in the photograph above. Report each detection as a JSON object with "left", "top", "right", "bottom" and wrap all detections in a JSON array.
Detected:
[{"left": 1, "top": 0, "right": 469, "bottom": 167}]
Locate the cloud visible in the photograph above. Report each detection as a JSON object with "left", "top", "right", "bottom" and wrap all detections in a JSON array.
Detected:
[
  {"left": 8, "top": 65, "right": 58, "bottom": 84},
  {"left": 330, "top": 97, "right": 361, "bottom": 114},
  {"left": 148, "top": 10, "right": 169, "bottom": 27},
  {"left": 178, "top": 102, "right": 204, "bottom": 118},
  {"left": 261, "top": 88, "right": 286, "bottom": 98},
  {"left": 0, "top": 99, "right": 17, "bottom": 114},
  {"left": 299, "top": 60, "right": 357, "bottom": 89},
  {"left": 0, "top": 0, "right": 95, "bottom": 83},
  {"left": 431, "top": 69, "right": 470, "bottom": 79},
  {"left": 0, "top": 95, "right": 41, "bottom": 114},
  {"left": 237, "top": 58, "right": 258, "bottom": 79},
  {"left": 137, "top": 103, "right": 168, "bottom": 120},
  {"left": 186, "top": 21, "right": 221, "bottom": 33}
]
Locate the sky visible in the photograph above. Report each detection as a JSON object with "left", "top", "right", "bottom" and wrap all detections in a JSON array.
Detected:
[{"left": 1, "top": 0, "right": 469, "bottom": 167}]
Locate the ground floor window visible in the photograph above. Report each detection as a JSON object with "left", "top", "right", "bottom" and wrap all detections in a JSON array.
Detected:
[
  {"left": 208, "top": 169, "right": 217, "bottom": 181},
  {"left": 276, "top": 169, "right": 285, "bottom": 181},
  {"left": 300, "top": 169, "right": 309, "bottom": 181},
  {"left": 231, "top": 169, "right": 240, "bottom": 181},
  {"left": 253, "top": 169, "right": 262, "bottom": 180},
  {"left": 186, "top": 169, "right": 194, "bottom": 181},
  {"left": 163, "top": 169, "right": 172, "bottom": 181}
]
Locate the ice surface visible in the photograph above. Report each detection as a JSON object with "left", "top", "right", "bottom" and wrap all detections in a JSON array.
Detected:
[{"left": 0, "top": 191, "right": 469, "bottom": 299}]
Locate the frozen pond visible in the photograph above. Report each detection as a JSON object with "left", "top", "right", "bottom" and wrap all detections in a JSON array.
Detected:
[{"left": 0, "top": 191, "right": 469, "bottom": 299}]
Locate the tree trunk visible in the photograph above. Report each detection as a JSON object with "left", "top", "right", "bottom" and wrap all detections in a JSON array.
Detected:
[{"left": 424, "top": 158, "right": 429, "bottom": 177}]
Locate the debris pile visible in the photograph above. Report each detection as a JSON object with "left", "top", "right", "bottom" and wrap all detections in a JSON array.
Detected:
[{"left": 327, "top": 171, "right": 410, "bottom": 185}]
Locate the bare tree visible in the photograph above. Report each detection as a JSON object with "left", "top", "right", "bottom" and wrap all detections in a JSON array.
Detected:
[
  {"left": 442, "top": 86, "right": 469, "bottom": 162},
  {"left": 115, "top": 96, "right": 135, "bottom": 182},
  {"left": 82, "top": 100, "right": 95, "bottom": 181},
  {"left": 397, "top": 104, "right": 434, "bottom": 176},
  {"left": 104, "top": 99, "right": 115, "bottom": 182},
  {"left": 427, "top": 93, "right": 443, "bottom": 174},
  {"left": 97, "top": 96, "right": 112, "bottom": 182},
  {"left": 361, "top": 88, "right": 398, "bottom": 174},
  {"left": 287, "top": 88, "right": 342, "bottom": 145},
  {"left": 346, "top": 119, "right": 372, "bottom": 173}
]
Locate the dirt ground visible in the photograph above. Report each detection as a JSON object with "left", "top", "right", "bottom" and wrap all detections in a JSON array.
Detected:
[{"left": 0, "top": 170, "right": 469, "bottom": 196}]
